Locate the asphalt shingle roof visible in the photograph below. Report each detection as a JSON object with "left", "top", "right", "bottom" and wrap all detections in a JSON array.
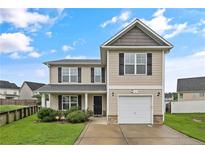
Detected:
[
  {"left": 24, "top": 81, "right": 45, "bottom": 91},
  {"left": 44, "top": 59, "right": 102, "bottom": 65},
  {"left": 0, "top": 80, "right": 19, "bottom": 89},
  {"left": 36, "top": 84, "right": 106, "bottom": 92},
  {"left": 177, "top": 77, "right": 205, "bottom": 92}
]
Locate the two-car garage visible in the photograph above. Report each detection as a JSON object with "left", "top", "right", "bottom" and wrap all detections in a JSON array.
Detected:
[{"left": 118, "top": 96, "right": 152, "bottom": 124}]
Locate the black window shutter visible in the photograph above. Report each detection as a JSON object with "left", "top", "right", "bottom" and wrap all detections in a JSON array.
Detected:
[
  {"left": 78, "top": 95, "right": 82, "bottom": 110},
  {"left": 58, "top": 67, "right": 62, "bottom": 83},
  {"left": 78, "top": 67, "right": 81, "bottom": 83},
  {"left": 91, "top": 67, "right": 94, "bottom": 83},
  {"left": 119, "top": 53, "right": 124, "bottom": 75},
  {"left": 58, "top": 95, "right": 62, "bottom": 110},
  {"left": 101, "top": 67, "right": 105, "bottom": 83},
  {"left": 147, "top": 53, "right": 152, "bottom": 75}
]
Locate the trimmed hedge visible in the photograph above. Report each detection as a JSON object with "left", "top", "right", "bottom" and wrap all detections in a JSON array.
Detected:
[{"left": 66, "top": 110, "right": 88, "bottom": 123}]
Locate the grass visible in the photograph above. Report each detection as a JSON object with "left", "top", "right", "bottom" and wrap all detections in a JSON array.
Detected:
[
  {"left": 0, "top": 105, "right": 26, "bottom": 113},
  {"left": 0, "top": 115, "right": 85, "bottom": 144},
  {"left": 165, "top": 113, "right": 205, "bottom": 143}
]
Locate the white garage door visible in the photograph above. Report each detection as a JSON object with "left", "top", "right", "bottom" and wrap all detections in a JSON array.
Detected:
[{"left": 118, "top": 96, "right": 152, "bottom": 124}]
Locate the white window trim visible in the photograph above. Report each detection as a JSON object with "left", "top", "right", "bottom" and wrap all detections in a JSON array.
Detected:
[
  {"left": 94, "top": 67, "right": 102, "bottom": 83},
  {"left": 124, "top": 53, "right": 147, "bottom": 75},
  {"left": 62, "top": 95, "right": 78, "bottom": 111},
  {"left": 62, "top": 67, "right": 78, "bottom": 83}
]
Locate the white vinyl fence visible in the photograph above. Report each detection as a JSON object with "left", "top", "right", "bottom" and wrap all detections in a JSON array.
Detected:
[{"left": 171, "top": 100, "right": 205, "bottom": 113}]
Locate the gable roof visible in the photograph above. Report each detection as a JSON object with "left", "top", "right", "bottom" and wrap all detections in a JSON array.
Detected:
[
  {"left": 44, "top": 59, "right": 102, "bottom": 65},
  {"left": 101, "top": 19, "right": 173, "bottom": 48},
  {"left": 0, "top": 80, "right": 19, "bottom": 89},
  {"left": 23, "top": 81, "right": 45, "bottom": 91},
  {"left": 177, "top": 77, "right": 205, "bottom": 92}
]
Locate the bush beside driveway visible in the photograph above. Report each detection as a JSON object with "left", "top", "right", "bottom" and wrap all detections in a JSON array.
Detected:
[
  {"left": 0, "top": 115, "right": 85, "bottom": 145},
  {"left": 165, "top": 113, "right": 205, "bottom": 143}
]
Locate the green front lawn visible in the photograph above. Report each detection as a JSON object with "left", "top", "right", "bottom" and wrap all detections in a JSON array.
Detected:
[
  {"left": 0, "top": 115, "right": 85, "bottom": 144},
  {"left": 165, "top": 113, "right": 205, "bottom": 143},
  {"left": 0, "top": 105, "right": 26, "bottom": 113}
]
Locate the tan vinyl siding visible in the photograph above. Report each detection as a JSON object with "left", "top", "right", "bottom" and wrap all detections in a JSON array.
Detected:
[
  {"left": 50, "top": 66, "right": 58, "bottom": 84},
  {"left": 108, "top": 89, "right": 162, "bottom": 115},
  {"left": 109, "top": 50, "right": 162, "bottom": 86},
  {"left": 178, "top": 92, "right": 205, "bottom": 101},
  {"left": 49, "top": 66, "right": 106, "bottom": 84},
  {"left": 109, "top": 26, "right": 160, "bottom": 46}
]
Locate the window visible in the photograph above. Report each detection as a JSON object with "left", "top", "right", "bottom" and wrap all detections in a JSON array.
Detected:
[
  {"left": 136, "top": 54, "right": 146, "bottom": 74},
  {"left": 124, "top": 53, "right": 147, "bottom": 75},
  {"left": 62, "top": 67, "right": 78, "bottom": 83},
  {"left": 180, "top": 93, "right": 183, "bottom": 99},
  {"left": 70, "top": 68, "right": 78, "bottom": 82},
  {"left": 94, "top": 67, "right": 101, "bottom": 83},
  {"left": 62, "top": 95, "right": 78, "bottom": 110},
  {"left": 124, "top": 53, "right": 135, "bottom": 74}
]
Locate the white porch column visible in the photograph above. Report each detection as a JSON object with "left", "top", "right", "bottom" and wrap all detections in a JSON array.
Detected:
[
  {"left": 41, "top": 93, "right": 46, "bottom": 107},
  {"left": 85, "top": 93, "right": 88, "bottom": 110}
]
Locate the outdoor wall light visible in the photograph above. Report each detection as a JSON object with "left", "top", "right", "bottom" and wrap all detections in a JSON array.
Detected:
[
  {"left": 112, "top": 92, "right": 114, "bottom": 96},
  {"left": 157, "top": 92, "right": 160, "bottom": 96}
]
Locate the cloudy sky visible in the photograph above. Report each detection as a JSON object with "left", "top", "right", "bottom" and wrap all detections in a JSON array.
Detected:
[{"left": 0, "top": 8, "right": 205, "bottom": 92}]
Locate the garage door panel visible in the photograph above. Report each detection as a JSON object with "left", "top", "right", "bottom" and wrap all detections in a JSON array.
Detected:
[{"left": 118, "top": 96, "right": 152, "bottom": 124}]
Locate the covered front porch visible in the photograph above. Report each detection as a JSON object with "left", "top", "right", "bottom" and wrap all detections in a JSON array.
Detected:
[{"left": 37, "top": 84, "right": 107, "bottom": 116}]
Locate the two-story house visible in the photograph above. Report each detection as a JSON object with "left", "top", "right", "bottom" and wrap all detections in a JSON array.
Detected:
[{"left": 37, "top": 19, "right": 173, "bottom": 124}]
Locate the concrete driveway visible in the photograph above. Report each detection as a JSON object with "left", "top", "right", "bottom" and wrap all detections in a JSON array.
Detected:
[{"left": 75, "top": 122, "right": 203, "bottom": 145}]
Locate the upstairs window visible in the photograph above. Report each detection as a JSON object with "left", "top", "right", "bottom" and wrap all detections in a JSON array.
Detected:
[
  {"left": 62, "top": 67, "right": 78, "bottom": 83},
  {"left": 124, "top": 53, "right": 135, "bottom": 74},
  {"left": 94, "top": 67, "right": 102, "bottom": 83},
  {"left": 124, "top": 53, "right": 147, "bottom": 75}
]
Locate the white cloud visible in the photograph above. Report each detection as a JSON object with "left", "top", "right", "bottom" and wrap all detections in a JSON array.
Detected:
[
  {"left": 45, "top": 31, "right": 52, "bottom": 38},
  {"left": 9, "top": 52, "right": 21, "bottom": 59},
  {"left": 0, "top": 32, "right": 33, "bottom": 54},
  {"left": 50, "top": 49, "right": 56, "bottom": 53},
  {"left": 62, "top": 45, "right": 74, "bottom": 52},
  {"left": 165, "top": 51, "right": 205, "bottom": 92},
  {"left": 164, "top": 23, "right": 187, "bottom": 39},
  {"left": 65, "top": 55, "right": 87, "bottom": 59},
  {"left": 100, "top": 11, "right": 131, "bottom": 28},
  {"left": 28, "top": 51, "right": 41, "bottom": 58},
  {"left": 142, "top": 8, "right": 187, "bottom": 38},
  {"left": 0, "top": 32, "right": 41, "bottom": 59},
  {"left": 0, "top": 9, "right": 49, "bottom": 30}
]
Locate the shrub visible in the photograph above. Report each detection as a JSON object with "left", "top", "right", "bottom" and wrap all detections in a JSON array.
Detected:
[
  {"left": 63, "top": 107, "right": 79, "bottom": 117},
  {"left": 37, "top": 108, "right": 57, "bottom": 122},
  {"left": 66, "top": 110, "right": 88, "bottom": 123}
]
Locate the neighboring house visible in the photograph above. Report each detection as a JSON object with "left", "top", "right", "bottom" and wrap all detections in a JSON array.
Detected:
[
  {"left": 171, "top": 77, "right": 205, "bottom": 113},
  {"left": 37, "top": 19, "right": 173, "bottom": 124},
  {"left": 177, "top": 77, "right": 205, "bottom": 101},
  {"left": 0, "top": 80, "right": 19, "bottom": 99},
  {"left": 20, "top": 81, "right": 45, "bottom": 99}
]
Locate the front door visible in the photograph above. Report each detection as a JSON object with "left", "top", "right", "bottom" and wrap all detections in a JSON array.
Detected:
[{"left": 93, "top": 96, "right": 102, "bottom": 116}]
